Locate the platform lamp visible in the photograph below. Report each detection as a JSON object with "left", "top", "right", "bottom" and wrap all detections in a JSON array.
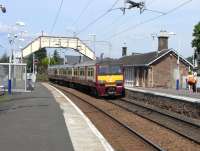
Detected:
[
  {"left": 168, "top": 32, "right": 181, "bottom": 90},
  {"left": 89, "top": 34, "right": 96, "bottom": 53},
  {"left": 0, "top": 5, "right": 6, "bottom": 13},
  {"left": 17, "top": 22, "right": 26, "bottom": 63}
]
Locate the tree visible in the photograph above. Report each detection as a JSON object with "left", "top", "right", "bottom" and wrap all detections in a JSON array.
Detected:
[
  {"left": 0, "top": 53, "right": 9, "bottom": 63},
  {"left": 50, "top": 57, "right": 56, "bottom": 65},
  {"left": 25, "top": 48, "right": 47, "bottom": 73},
  {"left": 41, "top": 57, "right": 49, "bottom": 70},
  {"left": 26, "top": 54, "right": 33, "bottom": 72},
  {"left": 53, "top": 49, "right": 62, "bottom": 65},
  {"left": 192, "top": 22, "right": 200, "bottom": 69},
  {"left": 192, "top": 22, "right": 200, "bottom": 52},
  {"left": 186, "top": 56, "right": 193, "bottom": 64},
  {"left": 34, "top": 48, "right": 47, "bottom": 74},
  {"left": 35, "top": 47, "right": 47, "bottom": 63}
]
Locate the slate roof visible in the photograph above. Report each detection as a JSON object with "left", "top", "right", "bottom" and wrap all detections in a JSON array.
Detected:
[
  {"left": 119, "top": 49, "right": 194, "bottom": 68},
  {"left": 119, "top": 49, "right": 171, "bottom": 66}
]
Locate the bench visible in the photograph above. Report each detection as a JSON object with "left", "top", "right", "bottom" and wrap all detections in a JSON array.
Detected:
[{"left": 0, "top": 85, "right": 5, "bottom": 96}]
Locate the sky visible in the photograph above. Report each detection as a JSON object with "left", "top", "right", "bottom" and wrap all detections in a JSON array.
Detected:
[{"left": 0, "top": 0, "right": 199, "bottom": 59}]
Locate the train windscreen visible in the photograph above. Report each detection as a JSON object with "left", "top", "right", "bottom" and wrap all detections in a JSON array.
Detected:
[{"left": 99, "top": 65, "right": 122, "bottom": 75}]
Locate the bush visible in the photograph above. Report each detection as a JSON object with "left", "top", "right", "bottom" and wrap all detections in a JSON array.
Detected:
[{"left": 36, "top": 73, "right": 49, "bottom": 82}]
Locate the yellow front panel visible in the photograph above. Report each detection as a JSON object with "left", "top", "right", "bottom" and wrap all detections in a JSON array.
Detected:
[{"left": 98, "top": 75, "right": 123, "bottom": 86}]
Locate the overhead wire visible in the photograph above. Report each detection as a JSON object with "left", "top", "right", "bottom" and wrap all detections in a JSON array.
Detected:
[
  {"left": 107, "top": 0, "right": 193, "bottom": 39},
  {"left": 98, "top": 0, "right": 159, "bottom": 38},
  {"left": 75, "top": 0, "right": 120, "bottom": 36},
  {"left": 72, "top": 0, "right": 95, "bottom": 26},
  {"left": 50, "top": 0, "right": 64, "bottom": 34}
]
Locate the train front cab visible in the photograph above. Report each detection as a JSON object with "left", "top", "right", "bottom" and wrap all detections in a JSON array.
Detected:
[{"left": 96, "top": 64, "right": 124, "bottom": 97}]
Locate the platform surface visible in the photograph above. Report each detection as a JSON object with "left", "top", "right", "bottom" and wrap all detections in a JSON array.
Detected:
[
  {"left": 0, "top": 83, "right": 74, "bottom": 151},
  {"left": 43, "top": 83, "right": 113, "bottom": 151},
  {"left": 126, "top": 86, "right": 200, "bottom": 103},
  {"left": 0, "top": 83, "right": 112, "bottom": 151}
]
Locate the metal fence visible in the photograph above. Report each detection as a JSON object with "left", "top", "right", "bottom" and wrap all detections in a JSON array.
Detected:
[{"left": 0, "top": 63, "right": 27, "bottom": 92}]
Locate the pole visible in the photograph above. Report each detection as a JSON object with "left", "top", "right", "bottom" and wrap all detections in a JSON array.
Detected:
[
  {"left": 108, "top": 43, "right": 112, "bottom": 58},
  {"left": 176, "top": 52, "right": 180, "bottom": 90},
  {"left": 21, "top": 49, "right": 23, "bottom": 63},
  {"left": 33, "top": 53, "right": 35, "bottom": 74},
  {"left": 176, "top": 37, "right": 181, "bottom": 90},
  {"left": 63, "top": 51, "right": 65, "bottom": 65},
  {"left": 8, "top": 51, "right": 12, "bottom": 95},
  {"left": 93, "top": 35, "right": 96, "bottom": 54}
]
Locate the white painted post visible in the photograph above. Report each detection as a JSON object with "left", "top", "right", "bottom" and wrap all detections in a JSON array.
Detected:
[{"left": 25, "top": 65, "right": 27, "bottom": 91}]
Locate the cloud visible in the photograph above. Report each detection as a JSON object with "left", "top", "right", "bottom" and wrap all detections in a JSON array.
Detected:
[{"left": 0, "top": 22, "right": 17, "bottom": 34}]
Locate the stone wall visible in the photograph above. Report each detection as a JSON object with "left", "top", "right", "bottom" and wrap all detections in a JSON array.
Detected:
[
  {"left": 151, "top": 53, "right": 189, "bottom": 88},
  {"left": 126, "top": 89, "right": 200, "bottom": 120}
]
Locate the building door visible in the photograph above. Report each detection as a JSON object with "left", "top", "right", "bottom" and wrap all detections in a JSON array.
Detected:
[{"left": 125, "top": 67, "right": 135, "bottom": 87}]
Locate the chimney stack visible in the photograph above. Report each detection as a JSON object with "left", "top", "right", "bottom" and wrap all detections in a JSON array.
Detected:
[
  {"left": 158, "top": 30, "right": 169, "bottom": 51},
  {"left": 122, "top": 46, "right": 127, "bottom": 57}
]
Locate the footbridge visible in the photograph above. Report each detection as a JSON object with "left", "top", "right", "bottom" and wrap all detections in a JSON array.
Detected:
[{"left": 22, "top": 36, "right": 96, "bottom": 60}]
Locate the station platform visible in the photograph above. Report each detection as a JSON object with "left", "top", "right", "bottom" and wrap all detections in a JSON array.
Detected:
[
  {"left": 0, "top": 83, "right": 113, "bottom": 151},
  {"left": 125, "top": 86, "right": 200, "bottom": 121},
  {"left": 125, "top": 86, "right": 200, "bottom": 103}
]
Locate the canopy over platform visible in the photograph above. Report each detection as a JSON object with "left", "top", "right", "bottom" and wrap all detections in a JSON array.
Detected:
[{"left": 22, "top": 36, "right": 96, "bottom": 60}]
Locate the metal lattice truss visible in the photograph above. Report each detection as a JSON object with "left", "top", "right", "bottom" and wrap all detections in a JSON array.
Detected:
[{"left": 22, "top": 36, "right": 96, "bottom": 60}]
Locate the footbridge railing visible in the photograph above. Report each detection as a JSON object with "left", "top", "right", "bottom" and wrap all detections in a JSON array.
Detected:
[{"left": 22, "top": 36, "right": 96, "bottom": 60}]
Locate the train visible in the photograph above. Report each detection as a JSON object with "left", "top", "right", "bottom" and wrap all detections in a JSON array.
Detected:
[{"left": 48, "top": 59, "right": 125, "bottom": 97}]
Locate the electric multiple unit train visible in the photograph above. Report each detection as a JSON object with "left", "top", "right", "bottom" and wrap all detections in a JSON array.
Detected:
[{"left": 48, "top": 59, "right": 125, "bottom": 97}]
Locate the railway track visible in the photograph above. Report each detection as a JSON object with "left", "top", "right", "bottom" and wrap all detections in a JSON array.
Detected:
[
  {"left": 51, "top": 83, "right": 200, "bottom": 151},
  {"left": 108, "top": 98, "right": 200, "bottom": 144},
  {"left": 53, "top": 84, "right": 165, "bottom": 151}
]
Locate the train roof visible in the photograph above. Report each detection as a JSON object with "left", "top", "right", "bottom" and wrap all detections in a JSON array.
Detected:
[
  {"left": 74, "top": 58, "right": 121, "bottom": 67},
  {"left": 48, "top": 64, "right": 73, "bottom": 69},
  {"left": 48, "top": 58, "right": 122, "bottom": 69}
]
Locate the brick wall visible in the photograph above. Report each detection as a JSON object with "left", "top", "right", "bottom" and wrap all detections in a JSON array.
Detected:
[{"left": 149, "top": 52, "right": 190, "bottom": 88}]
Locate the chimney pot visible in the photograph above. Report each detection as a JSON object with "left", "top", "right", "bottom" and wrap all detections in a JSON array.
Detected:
[
  {"left": 122, "top": 46, "right": 127, "bottom": 57},
  {"left": 158, "top": 30, "right": 169, "bottom": 51}
]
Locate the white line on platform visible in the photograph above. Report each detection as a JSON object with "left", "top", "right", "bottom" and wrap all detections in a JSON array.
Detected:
[{"left": 48, "top": 84, "right": 114, "bottom": 151}]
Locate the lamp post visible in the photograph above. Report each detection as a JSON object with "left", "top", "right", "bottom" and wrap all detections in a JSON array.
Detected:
[
  {"left": 168, "top": 32, "right": 182, "bottom": 90},
  {"left": 15, "top": 21, "right": 26, "bottom": 63},
  {"left": 89, "top": 34, "right": 96, "bottom": 53},
  {"left": 94, "top": 40, "right": 112, "bottom": 58},
  {"left": 65, "top": 27, "right": 77, "bottom": 37},
  {"left": 83, "top": 39, "right": 112, "bottom": 58},
  {"left": 7, "top": 21, "right": 26, "bottom": 95},
  {"left": 7, "top": 34, "right": 16, "bottom": 95},
  {"left": 152, "top": 31, "right": 178, "bottom": 89}
]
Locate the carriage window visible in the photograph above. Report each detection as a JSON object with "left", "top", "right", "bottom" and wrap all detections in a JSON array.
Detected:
[
  {"left": 88, "top": 68, "right": 94, "bottom": 77},
  {"left": 68, "top": 70, "right": 72, "bottom": 75},
  {"left": 80, "top": 68, "right": 85, "bottom": 76},
  {"left": 91, "top": 68, "right": 94, "bottom": 77},
  {"left": 64, "top": 69, "right": 67, "bottom": 75},
  {"left": 55, "top": 69, "right": 57, "bottom": 75}
]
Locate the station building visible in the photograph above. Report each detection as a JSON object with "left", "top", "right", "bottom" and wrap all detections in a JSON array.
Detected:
[{"left": 119, "top": 31, "right": 194, "bottom": 89}]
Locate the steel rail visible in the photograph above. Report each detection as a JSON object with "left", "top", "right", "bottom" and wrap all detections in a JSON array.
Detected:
[
  {"left": 53, "top": 84, "right": 166, "bottom": 151},
  {"left": 108, "top": 98, "right": 200, "bottom": 145}
]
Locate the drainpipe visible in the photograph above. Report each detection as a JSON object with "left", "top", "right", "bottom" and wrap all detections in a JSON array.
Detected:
[{"left": 151, "top": 67, "right": 154, "bottom": 88}]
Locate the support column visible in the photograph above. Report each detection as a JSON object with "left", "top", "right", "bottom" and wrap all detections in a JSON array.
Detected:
[{"left": 8, "top": 61, "right": 12, "bottom": 95}]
